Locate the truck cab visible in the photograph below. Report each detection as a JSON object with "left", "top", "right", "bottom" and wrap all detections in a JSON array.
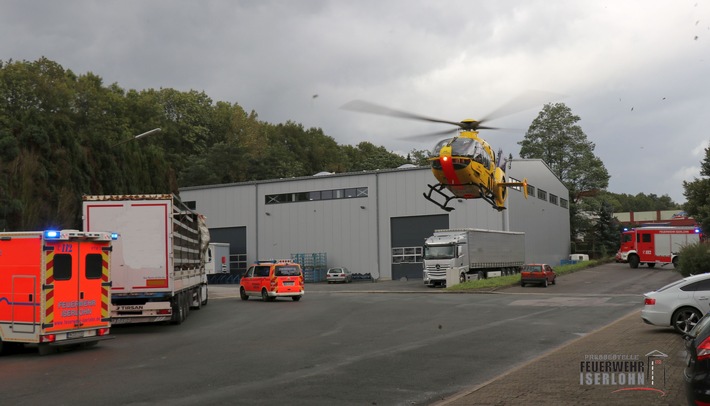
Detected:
[{"left": 422, "top": 232, "right": 466, "bottom": 287}]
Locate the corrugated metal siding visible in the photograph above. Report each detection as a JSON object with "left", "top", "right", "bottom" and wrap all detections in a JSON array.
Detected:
[
  {"left": 179, "top": 162, "right": 571, "bottom": 280},
  {"left": 507, "top": 159, "right": 571, "bottom": 265}
]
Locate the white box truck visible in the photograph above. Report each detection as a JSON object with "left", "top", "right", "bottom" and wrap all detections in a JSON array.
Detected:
[
  {"left": 205, "top": 243, "right": 230, "bottom": 275},
  {"left": 82, "top": 194, "right": 210, "bottom": 325},
  {"left": 422, "top": 228, "right": 525, "bottom": 287}
]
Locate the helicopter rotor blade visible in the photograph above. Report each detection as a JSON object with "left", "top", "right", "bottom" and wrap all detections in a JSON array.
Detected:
[
  {"left": 477, "top": 90, "right": 563, "bottom": 126},
  {"left": 400, "top": 128, "right": 460, "bottom": 142},
  {"left": 341, "top": 100, "right": 463, "bottom": 127}
]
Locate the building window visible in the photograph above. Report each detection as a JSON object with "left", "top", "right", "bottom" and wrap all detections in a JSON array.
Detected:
[
  {"left": 184, "top": 200, "right": 197, "bottom": 210},
  {"left": 392, "top": 247, "right": 423, "bottom": 264},
  {"left": 527, "top": 184, "right": 535, "bottom": 196},
  {"left": 549, "top": 194, "right": 558, "bottom": 205},
  {"left": 265, "top": 187, "right": 369, "bottom": 205},
  {"left": 560, "top": 198, "right": 569, "bottom": 209},
  {"left": 537, "top": 189, "right": 547, "bottom": 201},
  {"left": 508, "top": 177, "right": 522, "bottom": 192}
]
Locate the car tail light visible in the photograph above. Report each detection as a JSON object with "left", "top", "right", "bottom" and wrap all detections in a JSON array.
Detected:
[
  {"left": 41, "top": 334, "right": 56, "bottom": 343},
  {"left": 97, "top": 328, "right": 110, "bottom": 336},
  {"left": 697, "top": 337, "right": 710, "bottom": 361},
  {"left": 644, "top": 298, "right": 656, "bottom": 305}
]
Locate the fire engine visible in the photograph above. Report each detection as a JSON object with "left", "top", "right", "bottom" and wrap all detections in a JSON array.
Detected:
[
  {"left": 616, "top": 225, "right": 702, "bottom": 269},
  {"left": 0, "top": 230, "right": 115, "bottom": 355}
]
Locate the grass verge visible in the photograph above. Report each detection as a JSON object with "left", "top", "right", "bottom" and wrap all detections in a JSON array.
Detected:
[{"left": 445, "top": 257, "right": 617, "bottom": 292}]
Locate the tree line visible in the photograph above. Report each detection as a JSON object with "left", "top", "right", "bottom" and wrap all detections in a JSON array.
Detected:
[
  {"left": 0, "top": 57, "right": 684, "bottom": 247},
  {"left": 0, "top": 58, "right": 411, "bottom": 230}
]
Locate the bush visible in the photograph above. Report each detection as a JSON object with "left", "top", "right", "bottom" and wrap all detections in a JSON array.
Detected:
[{"left": 677, "top": 241, "right": 710, "bottom": 277}]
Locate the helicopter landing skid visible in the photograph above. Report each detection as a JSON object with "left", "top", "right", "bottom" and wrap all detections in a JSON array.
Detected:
[
  {"left": 423, "top": 183, "right": 506, "bottom": 212},
  {"left": 422, "top": 184, "right": 455, "bottom": 212}
]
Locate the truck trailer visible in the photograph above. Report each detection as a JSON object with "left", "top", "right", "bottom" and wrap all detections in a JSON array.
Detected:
[
  {"left": 422, "top": 228, "right": 525, "bottom": 287},
  {"left": 82, "top": 194, "right": 210, "bottom": 325},
  {"left": 0, "top": 230, "right": 115, "bottom": 354}
]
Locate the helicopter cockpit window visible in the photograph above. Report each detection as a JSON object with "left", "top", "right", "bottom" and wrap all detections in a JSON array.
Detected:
[
  {"left": 430, "top": 138, "right": 454, "bottom": 157},
  {"left": 450, "top": 138, "right": 491, "bottom": 168}
]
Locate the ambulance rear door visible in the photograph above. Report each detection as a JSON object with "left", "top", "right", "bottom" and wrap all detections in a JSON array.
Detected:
[{"left": 43, "top": 238, "right": 111, "bottom": 333}]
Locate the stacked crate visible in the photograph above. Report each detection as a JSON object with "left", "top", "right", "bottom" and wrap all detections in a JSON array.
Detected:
[{"left": 291, "top": 253, "right": 327, "bottom": 283}]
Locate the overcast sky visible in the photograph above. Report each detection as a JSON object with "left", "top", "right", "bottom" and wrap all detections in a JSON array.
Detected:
[{"left": 2, "top": 0, "right": 708, "bottom": 204}]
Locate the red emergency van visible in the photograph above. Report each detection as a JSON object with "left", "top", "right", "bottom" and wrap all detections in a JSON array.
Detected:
[{"left": 0, "top": 230, "right": 115, "bottom": 355}]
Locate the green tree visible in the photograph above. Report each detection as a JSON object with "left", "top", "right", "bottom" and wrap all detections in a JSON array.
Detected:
[
  {"left": 518, "top": 103, "right": 610, "bottom": 198},
  {"left": 683, "top": 144, "right": 710, "bottom": 233},
  {"left": 591, "top": 201, "right": 621, "bottom": 257},
  {"left": 407, "top": 149, "right": 430, "bottom": 166},
  {"left": 519, "top": 103, "right": 610, "bottom": 243}
]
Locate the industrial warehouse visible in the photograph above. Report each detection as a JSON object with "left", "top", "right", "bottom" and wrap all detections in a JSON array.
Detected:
[{"left": 179, "top": 158, "right": 570, "bottom": 281}]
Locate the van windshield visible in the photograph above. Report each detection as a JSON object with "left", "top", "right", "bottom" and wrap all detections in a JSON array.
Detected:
[{"left": 276, "top": 266, "right": 301, "bottom": 276}]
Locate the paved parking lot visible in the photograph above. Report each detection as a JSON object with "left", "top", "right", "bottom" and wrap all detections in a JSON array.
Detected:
[
  {"left": 211, "top": 264, "right": 689, "bottom": 405},
  {"left": 437, "top": 309, "right": 687, "bottom": 405}
]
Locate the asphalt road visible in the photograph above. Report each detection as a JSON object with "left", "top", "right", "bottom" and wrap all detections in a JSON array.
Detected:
[{"left": 0, "top": 262, "right": 682, "bottom": 406}]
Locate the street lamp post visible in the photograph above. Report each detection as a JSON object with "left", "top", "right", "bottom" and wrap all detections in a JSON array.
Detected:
[{"left": 112, "top": 128, "right": 162, "bottom": 147}]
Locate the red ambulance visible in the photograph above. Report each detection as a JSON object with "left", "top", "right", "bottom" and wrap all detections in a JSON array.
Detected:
[{"left": 0, "top": 230, "right": 114, "bottom": 355}]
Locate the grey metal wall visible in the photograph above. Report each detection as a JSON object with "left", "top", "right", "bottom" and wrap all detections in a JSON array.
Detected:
[
  {"left": 507, "top": 159, "right": 571, "bottom": 265},
  {"left": 179, "top": 161, "right": 570, "bottom": 280}
]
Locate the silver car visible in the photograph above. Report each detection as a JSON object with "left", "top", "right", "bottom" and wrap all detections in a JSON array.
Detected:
[
  {"left": 641, "top": 273, "right": 710, "bottom": 334},
  {"left": 326, "top": 267, "right": 353, "bottom": 283}
]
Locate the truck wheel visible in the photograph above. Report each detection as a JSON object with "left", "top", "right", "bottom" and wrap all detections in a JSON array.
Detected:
[
  {"left": 629, "top": 255, "right": 640, "bottom": 269},
  {"left": 185, "top": 293, "right": 191, "bottom": 317},
  {"left": 477, "top": 271, "right": 484, "bottom": 280},
  {"left": 201, "top": 287, "right": 209, "bottom": 306},
  {"left": 172, "top": 294, "right": 185, "bottom": 324},
  {"left": 194, "top": 289, "right": 203, "bottom": 310},
  {"left": 292, "top": 296, "right": 302, "bottom": 301},
  {"left": 459, "top": 273, "right": 466, "bottom": 284},
  {"left": 261, "top": 289, "right": 270, "bottom": 302},
  {"left": 543, "top": 279, "right": 548, "bottom": 288},
  {"left": 240, "top": 287, "right": 249, "bottom": 301},
  {"left": 673, "top": 257, "right": 679, "bottom": 269}
]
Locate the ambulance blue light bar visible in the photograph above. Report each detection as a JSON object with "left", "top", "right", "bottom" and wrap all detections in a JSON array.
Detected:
[{"left": 111, "top": 233, "right": 119, "bottom": 240}]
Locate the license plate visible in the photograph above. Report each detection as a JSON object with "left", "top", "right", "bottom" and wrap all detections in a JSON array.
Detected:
[
  {"left": 283, "top": 281, "right": 294, "bottom": 286},
  {"left": 67, "top": 331, "right": 85, "bottom": 339}
]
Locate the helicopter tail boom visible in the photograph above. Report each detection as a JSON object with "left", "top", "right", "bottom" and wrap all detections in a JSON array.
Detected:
[{"left": 498, "top": 178, "right": 529, "bottom": 199}]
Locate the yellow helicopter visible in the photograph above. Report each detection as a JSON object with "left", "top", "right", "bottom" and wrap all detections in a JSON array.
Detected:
[{"left": 342, "top": 98, "right": 533, "bottom": 212}]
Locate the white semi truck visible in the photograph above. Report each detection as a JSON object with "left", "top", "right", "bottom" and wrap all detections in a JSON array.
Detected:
[
  {"left": 422, "top": 228, "right": 525, "bottom": 287},
  {"left": 82, "top": 194, "right": 210, "bottom": 325}
]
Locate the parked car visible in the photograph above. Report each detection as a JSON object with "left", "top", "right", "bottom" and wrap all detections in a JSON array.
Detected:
[
  {"left": 327, "top": 267, "right": 353, "bottom": 284},
  {"left": 520, "top": 264, "right": 556, "bottom": 287},
  {"left": 240, "top": 260, "right": 304, "bottom": 302},
  {"left": 684, "top": 313, "right": 710, "bottom": 405},
  {"left": 641, "top": 273, "right": 710, "bottom": 334}
]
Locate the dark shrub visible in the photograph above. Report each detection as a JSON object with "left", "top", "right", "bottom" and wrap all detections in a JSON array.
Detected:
[{"left": 677, "top": 241, "right": 710, "bottom": 277}]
